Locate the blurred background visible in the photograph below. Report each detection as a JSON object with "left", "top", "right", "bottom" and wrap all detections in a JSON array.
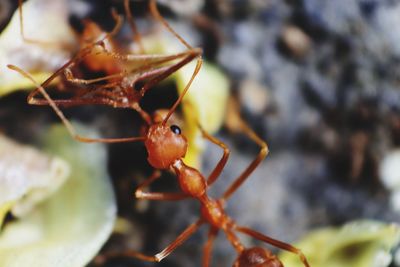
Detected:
[{"left": 0, "top": 0, "right": 400, "bottom": 266}]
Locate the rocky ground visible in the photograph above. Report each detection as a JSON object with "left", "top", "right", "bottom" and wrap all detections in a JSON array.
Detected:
[{"left": 1, "top": 0, "right": 399, "bottom": 266}]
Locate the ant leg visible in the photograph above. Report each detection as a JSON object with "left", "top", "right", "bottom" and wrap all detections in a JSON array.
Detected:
[
  {"left": 51, "top": 53, "right": 200, "bottom": 126},
  {"left": 135, "top": 170, "right": 189, "bottom": 201},
  {"left": 63, "top": 48, "right": 198, "bottom": 87},
  {"left": 106, "top": 219, "right": 204, "bottom": 262},
  {"left": 103, "top": 48, "right": 201, "bottom": 85},
  {"left": 123, "top": 0, "right": 145, "bottom": 53},
  {"left": 8, "top": 65, "right": 146, "bottom": 144},
  {"left": 203, "top": 227, "right": 219, "bottom": 267},
  {"left": 131, "top": 102, "right": 153, "bottom": 126},
  {"left": 235, "top": 226, "right": 310, "bottom": 267},
  {"left": 198, "top": 125, "right": 230, "bottom": 186},
  {"left": 106, "top": 48, "right": 201, "bottom": 66},
  {"left": 163, "top": 55, "right": 203, "bottom": 124},
  {"left": 149, "top": 0, "right": 193, "bottom": 50},
  {"left": 18, "top": 0, "right": 62, "bottom": 47},
  {"left": 18, "top": 0, "right": 35, "bottom": 44},
  {"left": 222, "top": 119, "right": 269, "bottom": 200},
  {"left": 63, "top": 68, "right": 127, "bottom": 85},
  {"left": 155, "top": 218, "right": 204, "bottom": 261},
  {"left": 61, "top": 48, "right": 200, "bottom": 94},
  {"left": 139, "top": 50, "right": 201, "bottom": 93},
  {"left": 147, "top": 0, "right": 204, "bottom": 123},
  {"left": 27, "top": 42, "right": 103, "bottom": 104},
  {"left": 225, "top": 229, "right": 245, "bottom": 253}
]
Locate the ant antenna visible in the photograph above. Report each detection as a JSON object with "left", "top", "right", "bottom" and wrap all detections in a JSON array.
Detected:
[
  {"left": 148, "top": 0, "right": 203, "bottom": 125},
  {"left": 149, "top": 0, "right": 193, "bottom": 50},
  {"left": 108, "top": 9, "right": 124, "bottom": 38},
  {"left": 162, "top": 57, "right": 202, "bottom": 125}
]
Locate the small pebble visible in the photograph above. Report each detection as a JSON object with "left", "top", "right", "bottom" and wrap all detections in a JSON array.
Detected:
[
  {"left": 390, "top": 191, "right": 400, "bottom": 213},
  {"left": 239, "top": 79, "right": 270, "bottom": 115},
  {"left": 280, "top": 25, "right": 312, "bottom": 58},
  {"left": 157, "top": 0, "right": 204, "bottom": 16},
  {"left": 379, "top": 150, "right": 400, "bottom": 190}
]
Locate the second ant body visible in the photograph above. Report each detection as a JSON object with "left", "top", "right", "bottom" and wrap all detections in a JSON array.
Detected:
[{"left": 108, "top": 112, "right": 310, "bottom": 267}]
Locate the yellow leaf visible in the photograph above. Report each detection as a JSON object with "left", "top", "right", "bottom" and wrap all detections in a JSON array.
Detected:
[
  {"left": 142, "top": 32, "right": 229, "bottom": 167},
  {"left": 280, "top": 220, "right": 400, "bottom": 267},
  {"left": 176, "top": 61, "right": 229, "bottom": 167}
]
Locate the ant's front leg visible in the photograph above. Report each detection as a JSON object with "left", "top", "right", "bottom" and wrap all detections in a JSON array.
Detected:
[{"left": 135, "top": 170, "right": 189, "bottom": 201}]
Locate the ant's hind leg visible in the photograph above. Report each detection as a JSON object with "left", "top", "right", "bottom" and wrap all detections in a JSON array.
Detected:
[
  {"left": 198, "top": 125, "right": 230, "bottom": 186},
  {"left": 100, "top": 219, "right": 204, "bottom": 263},
  {"left": 234, "top": 226, "right": 310, "bottom": 267},
  {"left": 222, "top": 117, "right": 269, "bottom": 200},
  {"left": 135, "top": 170, "right": 189, "bottom": 201},
  {"left": 203, "top": 227, "right": 219, "bottom": 267}
]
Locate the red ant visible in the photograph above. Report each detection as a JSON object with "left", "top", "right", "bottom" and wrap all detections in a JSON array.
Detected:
[
  {"left": 102, "top": 114, "right": 310, "bottom": 267},
  {"left": 11, "top": 0, "right": 202, "bottom": 142},
  {"left": 9, "top": 1, "right": 310, "bottom": 266}
]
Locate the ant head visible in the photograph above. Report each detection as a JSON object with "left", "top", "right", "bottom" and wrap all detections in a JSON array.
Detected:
[
  {"left": 233, "top": 247, "right": 283, "bottom": 267},
  {"left": 144, "top": 122, "right": 188, "bottom": 169}
]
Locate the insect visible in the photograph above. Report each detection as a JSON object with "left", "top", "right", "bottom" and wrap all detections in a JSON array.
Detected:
[
  {"left": 10, "top": 0, "right": 202, "bottom": 143},
  {"left": 9, "top": 2, "right": 309, "bottom": 266},
  {"left": 93, "top": 112, "right": 309, "bottom": 267}
]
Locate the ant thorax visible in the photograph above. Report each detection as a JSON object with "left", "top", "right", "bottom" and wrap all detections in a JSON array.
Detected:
[
  {"left": 172, "top": 160, "right": 207, "bottom": 198},
  {"left": 144, "top": 123, "right": 187, "bottom": 169}
]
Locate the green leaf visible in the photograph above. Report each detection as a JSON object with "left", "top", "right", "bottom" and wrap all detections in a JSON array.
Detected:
[
  {"left": 0, "top": 124, "right": 116, "bottom": 267},
  {"left": 176, "top": 60, "right": 229, "bottom": 167},
  {"left": 280, "top": 220, "right": 400, "bottom": 267}
]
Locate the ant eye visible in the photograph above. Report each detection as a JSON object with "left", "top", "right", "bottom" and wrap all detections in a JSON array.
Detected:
[{"left": 170, "top": 125, "right": 181, "bottom": 135}]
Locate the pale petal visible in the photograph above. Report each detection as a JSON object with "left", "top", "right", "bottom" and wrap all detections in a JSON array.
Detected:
[
  {"left": 0, "top": 0, "right": 77, "bottom": 95},
  {"left": 0, "top": 124, "right": 116, "bottom": 267}
]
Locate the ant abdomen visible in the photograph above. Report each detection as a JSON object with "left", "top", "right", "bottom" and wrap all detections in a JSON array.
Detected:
[{"left": 233, "top": 247, "right": 284, "bottom": 267}]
